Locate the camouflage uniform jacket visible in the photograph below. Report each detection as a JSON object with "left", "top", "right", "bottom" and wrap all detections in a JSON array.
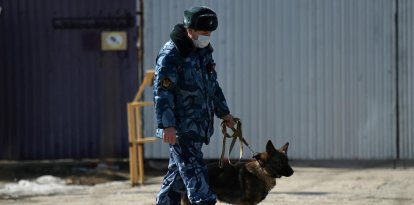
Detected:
[{"left": 154, "top": 24, "right": 230, "bottom": 145}]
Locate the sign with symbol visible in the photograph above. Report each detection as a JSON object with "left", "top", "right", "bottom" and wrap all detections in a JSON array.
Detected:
[{"left": 101, "top": 31, "right": 127, "bottom": 51}]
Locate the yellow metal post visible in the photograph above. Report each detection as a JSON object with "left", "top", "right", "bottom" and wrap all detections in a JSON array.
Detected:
[
  {"left": 127, "top": 104, "right": 138, "bottom": 185},
  {"left": 127, "top": 70, "right": 156, "bottom": 186}
]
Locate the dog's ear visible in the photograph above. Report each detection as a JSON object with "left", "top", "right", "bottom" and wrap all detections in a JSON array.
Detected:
[
  {"left": 278, "top": 142, "right": 290, "bottom": 154},
  {"left": 266, "top": 140, "right": 276, "bottom": 154}
]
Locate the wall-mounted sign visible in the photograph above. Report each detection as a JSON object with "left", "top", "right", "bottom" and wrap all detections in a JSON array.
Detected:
[{"left": 101, "top": 31, "right": 127, "bottom": 51}]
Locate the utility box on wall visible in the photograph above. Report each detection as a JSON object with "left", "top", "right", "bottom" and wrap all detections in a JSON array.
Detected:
[{"left": 0, "top": 0, "right": 140, "bottom": 160}]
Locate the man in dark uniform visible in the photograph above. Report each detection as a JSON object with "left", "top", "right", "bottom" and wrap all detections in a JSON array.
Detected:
[{"left": 153, "top": 6, "right": 235, "bottom": 205}]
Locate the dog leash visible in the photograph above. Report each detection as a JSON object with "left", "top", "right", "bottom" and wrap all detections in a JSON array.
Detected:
[{"left": 219, "top": 118, "right": 257, "bottom": 168}]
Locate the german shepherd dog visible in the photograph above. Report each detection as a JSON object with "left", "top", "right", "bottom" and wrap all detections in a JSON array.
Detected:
[{"left": 183, "top": 140, "right": 294, "bottom": 205}]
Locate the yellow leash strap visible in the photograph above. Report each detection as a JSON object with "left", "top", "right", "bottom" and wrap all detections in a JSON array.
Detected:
[{"left": 219, "top": 118, "right": 252, "bottom": 168}]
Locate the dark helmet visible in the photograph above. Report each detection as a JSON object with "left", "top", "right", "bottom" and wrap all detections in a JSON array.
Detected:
[{"left": 183, "top": 6, "right": 218, "bottom": 31}]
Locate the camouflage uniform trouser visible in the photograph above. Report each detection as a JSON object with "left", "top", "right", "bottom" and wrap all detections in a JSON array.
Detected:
[{"left": 156, "top": 142, "right": 216, "bottom": 205}]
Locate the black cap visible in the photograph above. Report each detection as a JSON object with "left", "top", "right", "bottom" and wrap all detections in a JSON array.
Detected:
[{"left": 183, "top": 6, "right": 218, "bottom": 31}]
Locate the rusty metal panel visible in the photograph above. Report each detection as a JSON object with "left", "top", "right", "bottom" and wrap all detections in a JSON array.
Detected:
[
  {"left": 0, "top": 0, "right": 138, "bottom": 160},
  {"left": 398, "top": 0, "right": 414, "bottom": 160},
  {"left": 143, "top": 0, "right": 397, "bottom": 160}
]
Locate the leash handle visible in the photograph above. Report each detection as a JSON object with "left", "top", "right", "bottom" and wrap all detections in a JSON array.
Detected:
[{"left": 219, "top": 118, "right": 250, "bottom": 168}]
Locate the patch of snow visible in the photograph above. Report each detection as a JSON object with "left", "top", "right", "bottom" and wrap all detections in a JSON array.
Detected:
[{"left": 0, "top": 175, "right": 86, "bottom": 199}]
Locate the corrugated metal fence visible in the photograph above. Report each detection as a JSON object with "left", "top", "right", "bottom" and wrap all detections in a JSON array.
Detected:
[
  {"left": 143, "top": 0, "right": 413, "bottom": 160},
  {"left": 399, "top": 0, "right": 414, "bottom": 159},
  {"left": 0, "top": 0, "right": 139, "bottom": 160},
  {"left": 1, "top": 0, "right": 412, "bottom": 160}
]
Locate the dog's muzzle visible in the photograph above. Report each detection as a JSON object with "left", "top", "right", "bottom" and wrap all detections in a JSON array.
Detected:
[{"left": 282, "top": 168, "right": 294, "bottom": 177}]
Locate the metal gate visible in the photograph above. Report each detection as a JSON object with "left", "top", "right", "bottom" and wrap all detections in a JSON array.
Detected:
[{"left": 0, "top": 0, "right": 139, "bottom": 160}]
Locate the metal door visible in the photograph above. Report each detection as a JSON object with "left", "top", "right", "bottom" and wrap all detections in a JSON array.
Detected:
[{"left": 0, "top": 0, "right": 139, "bottom": 160}]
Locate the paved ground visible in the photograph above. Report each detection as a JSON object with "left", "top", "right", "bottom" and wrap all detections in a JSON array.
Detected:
[{"left": 1, "top": 160, "right": 413, "bottom": 205}]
